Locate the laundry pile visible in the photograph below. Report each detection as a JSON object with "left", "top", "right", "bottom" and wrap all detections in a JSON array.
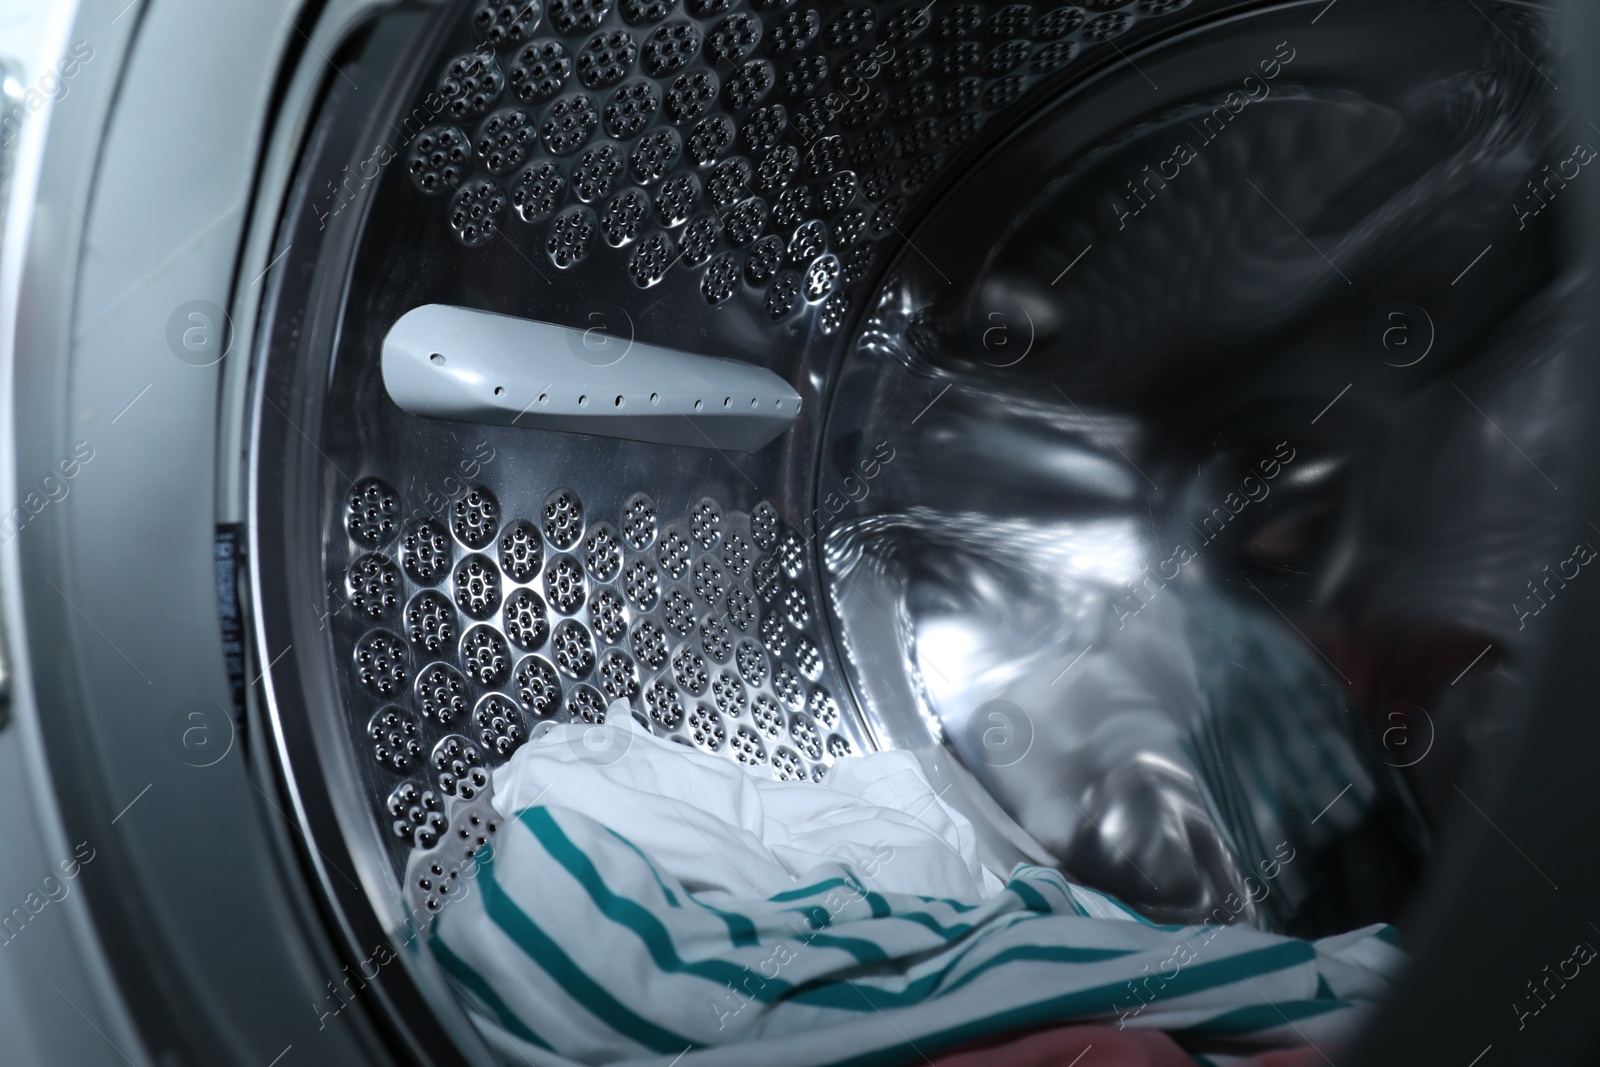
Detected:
[{"left": 429, "top": 714, "right": 1401, "bottom": 1067}]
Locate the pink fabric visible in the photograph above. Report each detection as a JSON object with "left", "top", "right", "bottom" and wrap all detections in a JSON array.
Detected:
[
  {"left": 928, "top": 1023, "right": 1334, "bottom": 1066},
  {"left": 929, "top": 1024, "right": 1196, "bottom": 1067}
]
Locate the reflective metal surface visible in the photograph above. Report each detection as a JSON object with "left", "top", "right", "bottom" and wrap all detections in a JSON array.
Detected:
[
  {"left": 820, "top": 1, "right": 1575, "bottom": 931},
  {"left": 331, "top": 470, "right": 873, "bottom": 913},
  {"left": 249, "top": 0, "right": 1582, "bottom": 1055},
  {"left": 13, "top": 0, "right": 1600, "bottom": 1060},
  {"left": 275, "top": 0, "right": 1233, "bottom": 910}
]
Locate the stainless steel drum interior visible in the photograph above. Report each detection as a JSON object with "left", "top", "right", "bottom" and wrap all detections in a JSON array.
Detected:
[{"left": 241, "top": 0, "right": 1581, "bottom": 1059}]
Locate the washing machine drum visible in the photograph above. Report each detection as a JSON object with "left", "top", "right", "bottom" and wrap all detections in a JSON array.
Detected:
[{"left": 245, "top": 0, "right": 1583, "bottom": 1061}]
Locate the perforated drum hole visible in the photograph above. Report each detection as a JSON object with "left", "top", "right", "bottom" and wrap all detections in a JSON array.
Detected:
[
  {"left": 693, "top": 399, "right": 703, "bottom": 410},
  {"left": 615, "top": 395, "right": 624, "bottom": 406},
  {"left": 579, "top": 394, "right": 589, "bottom": 405},
  {"left": 539, "top": 392, "right": 549, "bottom": 403},
  {"left": 430, "top": 352, "right": 446, "bottom": 364},
  {"left": 494, "top": 386, "right": 505, "bottom": 395},
  {"left": 650, "top": 392, "right": 659, "bottom": 404},
  {"left": 722, "top": 396, "right": 731, "bottom": 407}
]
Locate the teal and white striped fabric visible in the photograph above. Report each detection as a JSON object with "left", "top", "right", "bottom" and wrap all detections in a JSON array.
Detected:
[
  {"left": 430, "top": 800, "right": 1401, "bottom": 1067},
  {"left": 1180, "top": 588, "right": 1429, "bottom": 930}
]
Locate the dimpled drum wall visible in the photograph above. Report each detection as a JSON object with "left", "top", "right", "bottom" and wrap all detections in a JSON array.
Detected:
[{"left": 244, "top": 0, "right": 1583, "bottom": 1061}]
